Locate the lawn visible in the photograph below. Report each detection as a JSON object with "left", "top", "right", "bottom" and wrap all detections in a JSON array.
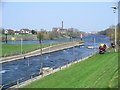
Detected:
[
  {"left": 1, "top": 41, "right": 83, "bottom": 57},
  {"left": 1, "top": 44, "right": 47, "bottom": 57},
  {"left": 1, "top": 42, "right": 63, "bottom": 57},
  {"left": 22, "top": 52, "right": 119, "bottom": 88}
]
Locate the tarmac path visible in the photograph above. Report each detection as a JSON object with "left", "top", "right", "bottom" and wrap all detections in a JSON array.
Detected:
[{"left": 1, "top": 41, "right": 84, "bottom": 63}]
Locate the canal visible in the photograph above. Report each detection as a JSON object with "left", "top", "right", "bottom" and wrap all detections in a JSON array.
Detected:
[{"left": 0, "top": 34, "right": 111, "bottom": 89}]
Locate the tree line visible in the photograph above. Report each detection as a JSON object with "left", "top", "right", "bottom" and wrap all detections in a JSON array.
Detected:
[
  {"left": 0, "top": 28, "right": 85, "bottom": 41},
  {"left": 37, "top": 28, "right": 85, "bottom": 41},
  {"left": 98, "top": 23, "right": 120, "bottom": 44}
]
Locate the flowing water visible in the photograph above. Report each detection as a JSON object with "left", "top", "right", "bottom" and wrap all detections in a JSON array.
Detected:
[{"left": 0, "top": 34, "right": 111, "bottom": 88}]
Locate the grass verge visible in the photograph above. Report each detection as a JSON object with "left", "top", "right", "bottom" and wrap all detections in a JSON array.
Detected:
[
  {"left": 1, "top": 42, "right": 63, "bottom": 57},
  {"left": 22, "top": 52, "right": 119, "bottom": 88}
]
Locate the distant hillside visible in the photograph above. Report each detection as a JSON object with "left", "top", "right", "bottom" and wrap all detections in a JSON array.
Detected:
[{"left": 98, "top": 23, "right": 120, "bottom": 42}]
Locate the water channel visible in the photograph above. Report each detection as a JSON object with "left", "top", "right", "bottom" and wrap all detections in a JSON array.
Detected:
[{"left": 0, "top": 34, "right": 111, "bottom": 89}]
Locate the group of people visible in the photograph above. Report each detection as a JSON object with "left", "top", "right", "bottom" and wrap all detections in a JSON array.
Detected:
[
  {"left": 99, "top": 44, "right": 107, "bottom": 54},
  {"left": 110, "top": 41, "right": 115, "bottom": 48},
  {"left": 98, "top": 41, "right": 115, "bottom": 54}
]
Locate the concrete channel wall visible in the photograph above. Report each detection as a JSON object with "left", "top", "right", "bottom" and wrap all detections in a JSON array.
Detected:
[
  {"left": 11, "top": 53, "right": 94, "bottom": 88},
  {"left": 0, "top": 41, "right": 84, "bottom": 63}
]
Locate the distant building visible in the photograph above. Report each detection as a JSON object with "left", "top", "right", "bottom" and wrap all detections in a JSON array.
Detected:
[
  {"left": 5, "top": 29, "right": 15, "bottom": 35},
  {"left": 15, "top": 31, "right": 20, "bottom": 35},
  {"left": 52, "top": 27, "right": 67, "bottom": 34},
  {"left": 52, "top": 27, "right": 60, "bottom": 32},
  {"left": 90, "top": 31, "right": 98, "bottom": 34},
  {"left": 20, "top": 29, "right": 32, "bottom": 34},
  {"left": 58, "top": 28, "right": 67, "bottom": 34}
]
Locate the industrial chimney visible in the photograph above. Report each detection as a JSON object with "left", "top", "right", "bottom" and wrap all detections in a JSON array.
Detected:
[{"left": 62, "top": 21, "right": 63, "bottom": 29}]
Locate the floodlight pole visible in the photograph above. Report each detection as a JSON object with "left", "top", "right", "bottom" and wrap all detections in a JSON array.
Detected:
[
  {"left": 112, "top": 6, "right": 117, "bottom": 52},
  {"left": 39, "top": 29, "right": 43, "bottom": 74},
  {"left": 21, "top": 30, "right": 24, "bottom": 57},
  {"left": 5, "top": 30, "right": 8, "bottom": 44}
]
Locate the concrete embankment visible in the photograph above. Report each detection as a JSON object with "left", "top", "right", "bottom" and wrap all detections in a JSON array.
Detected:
[
  {"left": 1, "top": 41, "right": 84, "bottom": 63},
  {"left": 12, "top": 53, "right": 94, "bottom": 88}
]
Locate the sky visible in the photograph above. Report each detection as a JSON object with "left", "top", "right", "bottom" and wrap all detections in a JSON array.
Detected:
[
  {"left": 1, "top": 1, "right": 119, "bottom": 32},
  {"left": 118, "top": 2, "right": 120, "bottom": 23}
]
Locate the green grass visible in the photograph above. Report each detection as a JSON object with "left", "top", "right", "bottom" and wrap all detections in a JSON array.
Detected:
[
  {"left": 22, "top": 52, "right": 119, "bottom": 88},
  {"left": 1, "top": 44, "right": 47, "bottom": 57},
  {"left": 1, "top": 42, "right": 64, "bottom": 57},
  {"left": 1, "top": 41, "right": 83, "bottom": 57}
]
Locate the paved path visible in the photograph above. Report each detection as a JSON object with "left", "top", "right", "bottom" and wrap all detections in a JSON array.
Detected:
[{"left": 0, "top": 41, "right": 84, "bottom": 63}]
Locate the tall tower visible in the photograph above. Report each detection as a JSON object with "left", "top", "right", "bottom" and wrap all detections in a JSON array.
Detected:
[{"left": 62, "top": 21, "right": 63, "bottom": 29}]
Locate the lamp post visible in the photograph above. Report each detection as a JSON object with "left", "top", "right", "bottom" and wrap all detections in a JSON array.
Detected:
[
  {"left": 111, "top": 6, "right": 117, "bottom": 52},
  {"left": 20, "top": 30, "right": 26, "bottom": 59},
  {"left": 80, "top": 34, "right": 83, "bottom": 41},
  {"left": 5, "top": 30, "right": 8, "bottom": 44},
  {"left": 21, "top": 30, "right": 24, "bottom": 56},
  {"left": 38, "top": 29, "right": 43, "bottom": 75}
]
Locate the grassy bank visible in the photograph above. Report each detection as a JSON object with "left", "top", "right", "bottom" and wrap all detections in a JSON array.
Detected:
[
  {"left": 1, "top": 42, "right": 63, "bottom": 57},
  {"left": 1, "top": 40, "right": 83, "bottom": 57},
  {"left": 1, "top": 44, "right": 47, "bottom": 57},
  {"left": 1, "top": 34, "right": 38, "bottom": 41},
  {"left": 22, "top": 52, "right": 119, "bottom": 88}
]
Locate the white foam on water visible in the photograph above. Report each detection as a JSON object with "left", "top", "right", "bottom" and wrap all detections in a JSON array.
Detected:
[
  {"left": 14, "top": 67, "right": 18, "bottom": 70},
  {"left": 63, "top": 50, "right": 68, "bottom": 53},
  {"left": 0, "top": 70, "right": 8, "bottom": 74},
  {"left": 46, "top": 56, "right": 49, "bottom": 60}
]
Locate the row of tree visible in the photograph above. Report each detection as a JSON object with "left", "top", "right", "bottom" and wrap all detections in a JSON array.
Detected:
[
  {"left": 37, "top": 28, "right": 85, "bottom": 40},
  {"left": 0, "top": 28, "right": 85, "bottom": 41},
  {"left": 98, "top": 23, "right": 120, "bottom": 43}
]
